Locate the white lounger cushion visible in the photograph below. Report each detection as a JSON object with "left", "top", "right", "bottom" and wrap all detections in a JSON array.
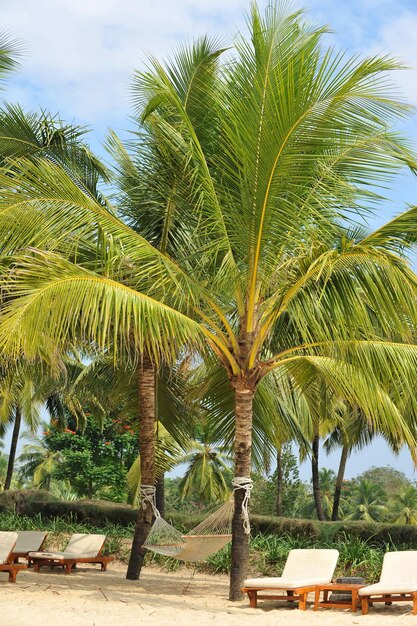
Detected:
[
  {"left": 29, "top": 551, "right": 68, "bottom": 559},
  {"left": 0, "top": 531, "right": 18, "bottom": 565},
  {"left": 29, "top": 533, "right": 106, "bottom": 560},
  {"left": 359, "top": 582, "right": 417, "bottom": 596},
  {"left": 244, "top": 549, "right": 339, "bottom": 589},
  {"left": 14, "top": 531, "right": 47, "bottom": 554},
  {"left": 359, "top": 551, "right": 417, "bottom": 597},
  {"left": 243, "top": 577, "right": 331, "bottom": 589}
]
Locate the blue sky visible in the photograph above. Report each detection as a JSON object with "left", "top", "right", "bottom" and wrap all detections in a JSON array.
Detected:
[{"left": 2, "top": 0, "right": 417, "bottom": 481}]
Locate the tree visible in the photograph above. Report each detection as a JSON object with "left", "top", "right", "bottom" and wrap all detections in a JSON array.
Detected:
[
  {"left": 3, "top": 4, "right": 417, "bottom": 598},
  {"left": 45, "top": 414, "right": 139, "bottom": 501},
  {"left": 358, "top": 466, "right": 412, "bottom": 498},
  {"left": 347, "top": 478, "right": 387, "bottom": 521},
  {"left": 179, "top": 424, "right": 232, "bottom": 503},
  {"left": 389, "top": 486, "right": 417, "bottom": 525},
  {"left": 18, "top": 426, "right": 62, "bottom": 489}
]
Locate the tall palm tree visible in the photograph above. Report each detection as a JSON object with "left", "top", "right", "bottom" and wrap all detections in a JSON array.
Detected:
[
  {"left": 0, "top": 360, "right": 46, "bottom": 490},
  {"left": 2, "top": 4, "right": 417, "bottom": 598}
]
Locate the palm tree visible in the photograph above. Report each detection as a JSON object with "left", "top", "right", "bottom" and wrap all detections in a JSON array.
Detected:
[
  {"left": 17, "top": 426, "right": 62, "bottom": 489},
  {"left": 389, "top": 486, "right": 417, "bottom": 525},
  {"left": 301, "top": 467, "right": 338, "bottom": 520},
  {"left": 347, "top": 478, "right": 386, "bottom": 521},
  {"left": 179, "top": 423, "right": 232, "bottom": 503},
  {"left": 0, "top": 360, "right": 46, "bottom": 490},
  {"left": 3, "top": 4, "right": 417, "bottom": 597}
]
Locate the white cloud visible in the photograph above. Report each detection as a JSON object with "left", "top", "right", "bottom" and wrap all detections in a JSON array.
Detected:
[
  {"left": 1, "top": 0, "right": 417, "bottom": 136},
  {"left": 0, "top": 0, "right": 248, "bottom": 125},
  {"left": 369, "top": 12, "right": 417, "bottom": 105}
]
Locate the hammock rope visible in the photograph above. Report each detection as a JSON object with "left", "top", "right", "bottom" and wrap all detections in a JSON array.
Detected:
[
  {"left": 142, "top": 476, "right": 253, "bottom": 562},
  {"left": 231, "top": 476, "right": 253, "bottom": 535}
]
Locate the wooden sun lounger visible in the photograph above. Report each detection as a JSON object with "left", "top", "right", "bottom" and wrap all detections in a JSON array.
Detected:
[
  {"left": 31, "top": 553, "right": 114, "bottom": 574},
  {"left": 11, "top": 531, "right": 48, "bottom": 563},
  {"left": 361, "top": 591, "right": 417, "bottom": 615},
  {"left": 29, "top": 533, "right": 114, "bottom": 575},
  {"left": 242, "top": 549, "right": 339, "bottom": 611},
  {"left": 359, "top": 551, "right": 417, "bottom": 615},
  {"left": 0, "top": 562, "right": 28, "bottom": 582},
  {"left": 242, "top": 585, "right": 316, "bottom": 610},
  {"left": 0, "top": 531, "right": 28, "bottom": 582}
]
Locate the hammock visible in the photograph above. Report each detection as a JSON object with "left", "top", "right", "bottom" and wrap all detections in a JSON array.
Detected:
[{"left": 141, "top": 477, "right": 252, "bottom": 562}]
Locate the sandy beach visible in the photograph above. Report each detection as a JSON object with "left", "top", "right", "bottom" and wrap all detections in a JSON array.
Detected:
[{"left": 0, "top": 563, "right": 415, "bottom": 626}]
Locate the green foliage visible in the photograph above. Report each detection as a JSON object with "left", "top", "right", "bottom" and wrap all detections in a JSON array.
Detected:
[
  {"left": 0, "top": 507, "right": 413, "bottom": 582},
  {"left": 250, "top": 445, "right": 303, "bottom": 517},
  {"left": 356, "top": 466, "right": 412, "bottom": 498},
  {"left": 346, "top": 478, "right": 387, "bottom": 521},
  {"left": 40, "top": 414, "right": 138, "bottom": 501},
  {"left": 389, "top": 486, "right": 417, "bottom": 525}
]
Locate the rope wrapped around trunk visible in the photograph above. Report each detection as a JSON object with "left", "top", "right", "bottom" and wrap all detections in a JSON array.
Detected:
[
  {"left": 140, "top": 484, "right": 161, "bottom": 519},
  {"left": 232, "top": 476, "right": 253, "bottom": 535}
]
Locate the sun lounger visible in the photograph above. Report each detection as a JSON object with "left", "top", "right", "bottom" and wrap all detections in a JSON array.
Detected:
[
  {"left": 11, "top": 530, "right": 47, "bottom": 563},
  {"left": 29, "top": 533, "right": 114, "bottom": 575},
  {"left": 242, "top": 548, "right": 339, "bottom": 610},
  {"left": 0, "top": 531, "right": 27, "bottom": 582},
  {"left": 359, "top": 551, "right": 417, "bottom": 615}
]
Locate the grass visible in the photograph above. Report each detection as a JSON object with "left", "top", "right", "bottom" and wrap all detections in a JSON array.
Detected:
[{"left": 0, "top": 511, "right": 413, "bottom": 582}]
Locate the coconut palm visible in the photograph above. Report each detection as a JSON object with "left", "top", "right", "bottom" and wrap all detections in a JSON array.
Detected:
[
  {"left": 3, "top": 4, "right": 417, "bottom": 598},
  {"left": 179, "top": 421, "right": 232, "bottom": 503},
  {"left": 17, "top": 426, "right": 62, "bottom": 489},
  {"left": 301, "top": 467, "right": 339, "bottom": 520},
  {"left": 389, "top": 486, "right": 417, "bottom": 525},
  {"left": 347, "top": 478, "right": 387, "bottom": 521}
]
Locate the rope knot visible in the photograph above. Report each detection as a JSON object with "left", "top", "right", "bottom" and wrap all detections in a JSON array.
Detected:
[
  {"left": 232, "top": 476, "right": 253, "bottom": 535},
  {"left": 139, "top": 484, "right": 161, "bottom": 519}
]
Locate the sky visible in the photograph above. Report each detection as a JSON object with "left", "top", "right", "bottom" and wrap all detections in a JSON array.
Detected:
[{"left": 2, "top": 0, "right": 417, "bottom": 482}]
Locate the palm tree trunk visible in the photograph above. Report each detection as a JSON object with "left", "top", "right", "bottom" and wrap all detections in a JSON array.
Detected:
[
  {"left": 275, "top": 446, "right": 283, "bottom": 516},
  {"left": 155, "top": 474, "right": 165, "bottom": 518},
  {"left": 229, "top": 384, "right": 254, "bottom": 601},
  {"left": 126, "top": 353, "right": 156, "bottom": 580},
  {"left": 4, "top": 406, "right": 22, "bottom": 491},
  {"left": 331, "top": 444, "right": 349, "bottom": 521},
  {"left": 312, "top": 434, "right": 325, "bottom": 521}
]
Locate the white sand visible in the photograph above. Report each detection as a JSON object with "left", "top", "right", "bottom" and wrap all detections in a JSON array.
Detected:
[{"left": 1, "top": 563, "right": 415, "bottom": 625}]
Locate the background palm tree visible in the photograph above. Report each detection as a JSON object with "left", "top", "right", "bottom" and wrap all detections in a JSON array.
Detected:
[
  {"left": 347, "top": 478, "right": 386, "bottom": 521},
  {"left": 17, "top": 426, "right": 62, "bottom": 490},
  {"left": 389, "top": 487, "right": 417, "bottom": 525}
]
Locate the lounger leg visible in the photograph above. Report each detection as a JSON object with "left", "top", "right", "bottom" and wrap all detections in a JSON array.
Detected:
[
  {"left": 314, "top": 587, "right": 320, "bottom": 611},
  {"left": 101, "top": 561, "right": 107, "bottom": 572},
  {"left": 413, "top": 592, "right": 417, "bottom": 615},
  {"left": 247, "top": 590, "right": 257, "bottom": 608},
  {"left": 352, "top": 588, "right": 358, "bottom": 612},
  {"left": 33, "top": 562, "right": 40, "bottom": 573},
  {"left": 65, "top": 562, "right": 74, "bottom": 575},
  {"left": 299, "top": 592, "right": 307, "bottom": 611},
  {"left": 8, "top": 569, "right": 17, "bottom": 583},
  {"left": 361, "top": 597, "right": 369, "bottom": 615}
]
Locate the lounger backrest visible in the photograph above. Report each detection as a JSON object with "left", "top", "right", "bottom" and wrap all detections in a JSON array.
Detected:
[
  {"left": 65, "top": 534, "right": 106, "bottom": 558},
  {"left": 14, "top": 531, "right": 47, "bottom": 554},
  {"left": 282, "top": 549, "right": 339, "bottom": 581},
  {"left": 380, "top": 551, "right": 417, "bottom": 584},
  {"left": 0, "top": 531, "right": 18, "bottom": 564}
]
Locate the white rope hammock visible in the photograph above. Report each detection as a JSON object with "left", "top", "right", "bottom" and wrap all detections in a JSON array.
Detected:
[{"left": 141, "top": 477, "right": 253, "bottom": 562}]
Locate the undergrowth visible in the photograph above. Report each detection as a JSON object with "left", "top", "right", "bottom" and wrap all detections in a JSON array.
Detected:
[{"left": 0, "top": 512, "right": 413, "bottom": 582}]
